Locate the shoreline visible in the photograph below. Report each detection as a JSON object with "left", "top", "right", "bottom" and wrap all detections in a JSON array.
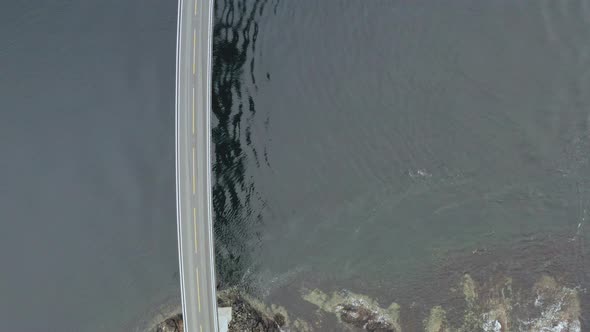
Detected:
[{"left": 152, "top": 230, "right": 588, "bottom": 331}]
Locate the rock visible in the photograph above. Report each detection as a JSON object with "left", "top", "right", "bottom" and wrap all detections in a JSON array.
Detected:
[
  {"left": 518, "top": 276, "right": 581, "bottom": 332},
  {"left": 299, "top": 273, "right": 581, "bottom": 332},
  {"left": 476, "top": 276, "right": 512, "bottom": 332},
  {"left": 154, "top": 288, "right": 310, "bottom": 332},
  {"left": 339, "top": 301, "right": 396, "bottom": 331},
  {"left": 303, "top": 289, "right": 401, "bottom": 331},
  {"left": 461, "top": 274, "right": 478, "bottom": 306},
  {"left": 424, "top": 306, "right": 450, "bottom": 332},
  {"left": 155, "top": 313, "right": 183, "bottom": 332},
  {"left": 273, "top": 313, "right": 286, "bottom": 327},
  {"left": 218, "top": 288, "right": 311, "bottom": 332},
  {"left": 154, "top": 273, "right": 581, "bottom": 332},
  {"left": 217, "top": 289, "right": 281, "bottom": 332},
  {"left": 451, "top": 274, "right": 580, "bottom": 332}
]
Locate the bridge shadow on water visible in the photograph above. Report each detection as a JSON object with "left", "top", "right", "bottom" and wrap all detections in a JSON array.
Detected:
[{"left": 212, "top": 0, "right": 273, "bottom": 289}]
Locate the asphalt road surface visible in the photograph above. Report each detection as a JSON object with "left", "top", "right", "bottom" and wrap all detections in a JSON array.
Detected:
[{"left": 175, "top": 0, "right": 218, "bottom": 331}]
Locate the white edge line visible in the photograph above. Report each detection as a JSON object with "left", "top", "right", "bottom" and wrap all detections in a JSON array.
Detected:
[
  {"left": 206, "top": 0, "right": 220, "bottom": 330},
  {"left": 174, "top": 0, "right": 190, "bottom": 330}
]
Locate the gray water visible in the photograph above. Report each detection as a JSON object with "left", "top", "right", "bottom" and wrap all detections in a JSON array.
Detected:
[
  {"left": 2, "top": 0, "right": 590, "bottom": 330},
  {"left": 0, "top": 1, "right": 179, "bottom": 331},
  {"left": 212, "top": 0, "right": 590, "bottom": 317}
]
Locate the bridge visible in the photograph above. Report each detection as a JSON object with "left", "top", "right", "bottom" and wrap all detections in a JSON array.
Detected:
[{"left": 175, "top": 0, "right": 220, "bottom": 330}]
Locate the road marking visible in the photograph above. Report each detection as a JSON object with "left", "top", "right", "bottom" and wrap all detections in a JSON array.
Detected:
[
  {"left": 196, "top": 267, "right": 202, "bottom": 312},
  {"left": 193, "top": 29, "right": 196, "bottom": 75},
  {"left": 200, "top": 326, "right": 203, "bottom": 332},
  {"left": 192, "top": 147, "right": 196, "bottom": 194},
  {"left": 194, "top": 0, "right": 197, "bottom": 16},
  {"left": 192, "top": 87, "right": 195, "bottom": 134},
  {"left": 193, "top": 207, "right": 198, "bottom": 253}
]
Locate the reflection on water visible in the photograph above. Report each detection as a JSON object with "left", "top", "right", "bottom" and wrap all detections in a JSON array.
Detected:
[{"left": 212, "top": 0, "right": 271, "bottom": 287}]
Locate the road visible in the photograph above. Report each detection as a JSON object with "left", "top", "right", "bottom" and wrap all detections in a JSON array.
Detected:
[{"left": 175, "top": 0, "right": 219, "bottom": 331}]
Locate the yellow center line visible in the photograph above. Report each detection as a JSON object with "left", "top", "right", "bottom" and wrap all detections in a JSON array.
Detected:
[
  {"left": 192, "top": 87, "right": 195, "bottom": 134},
  {"left": 192, "top": 147, "right": 196, "bottom": 194},
  {"left": 193, "top": 29, "right": 196, "bottom": 75},
  {"left": 194, "top": 0, "right": 197, "bottom": 16},
  {"left": 196, "top": 267, "right": 202, "bottom": 312},
  {"left": 193, "top": 207, "right": 198, "bottom": 253}
]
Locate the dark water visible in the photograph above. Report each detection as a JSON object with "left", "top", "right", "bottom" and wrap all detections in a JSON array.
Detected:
[
  {"left": 212, "top": 0, "right": 590, "bottom": 325},
  {"left": 0, "top": 1, "right": 179, "bottom": 331}
]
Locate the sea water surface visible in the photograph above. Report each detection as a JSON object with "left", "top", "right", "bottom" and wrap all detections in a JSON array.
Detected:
[
  {"left": 0, "top": 1, "right": 180, "bottom": 331},
  {"left": 212, "top": 0, "right": 590, "bottom": 327},
  {"left": 2, "top": 0, "right": 590, "bottom": 330}
]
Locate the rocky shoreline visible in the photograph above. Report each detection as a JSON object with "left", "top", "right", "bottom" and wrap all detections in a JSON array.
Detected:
[
  {"left": 154, "top": 288, "right": 303, "bottom": 332},
  {"left": 155, "top": 233, "right": 586, "bottom": 331},
  {"left": 155, "top": 272, "right": 582, "bottom": 331}
]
